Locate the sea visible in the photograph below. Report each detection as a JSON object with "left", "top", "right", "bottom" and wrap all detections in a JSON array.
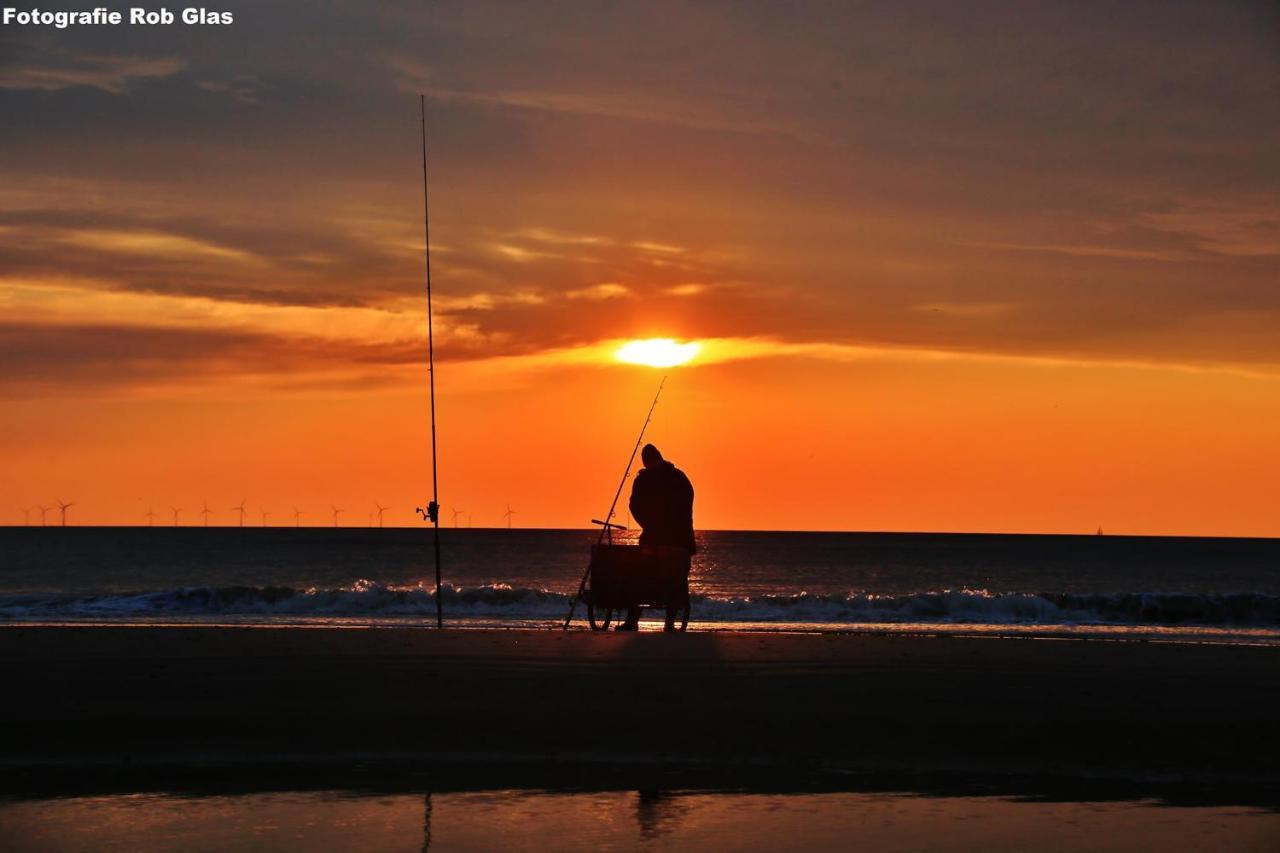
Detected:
[{"left": 2, "top": 527, "right": 1278, "bottom": 644}]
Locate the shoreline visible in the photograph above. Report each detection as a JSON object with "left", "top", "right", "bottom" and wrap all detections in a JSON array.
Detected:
[
  {"left": 3, "top": 620, "right": 1278, "bottom": 647},
  {"left": 3, "top": 625, "right": 1278, "bottom": 796}
]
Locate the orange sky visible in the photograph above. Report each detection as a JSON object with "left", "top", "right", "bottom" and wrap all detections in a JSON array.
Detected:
[{"left": 2, "top": 2, "right": 1278, "bottom": 535}]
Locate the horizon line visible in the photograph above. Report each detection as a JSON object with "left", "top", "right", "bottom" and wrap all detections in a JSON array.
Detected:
[{"left": 1, "top": 524, "right": 1277, "bottom": 542}]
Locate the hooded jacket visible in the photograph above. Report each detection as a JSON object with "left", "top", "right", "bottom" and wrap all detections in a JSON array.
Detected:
[{"left": 628, "top": 459, "right": 696, "bottom": 553}]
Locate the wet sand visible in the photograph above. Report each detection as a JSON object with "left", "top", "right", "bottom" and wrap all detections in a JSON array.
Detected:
[
  {"left": 1, "top": 626, "right": 1277, "bottom": 784},
  {"left": 6, "top": 787, "right": 1280, "bottom": 852}
]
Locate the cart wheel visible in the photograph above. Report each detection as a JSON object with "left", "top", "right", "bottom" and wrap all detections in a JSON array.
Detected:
[{"left": 588, "top": 601, "right": 613, "bottom": 631}]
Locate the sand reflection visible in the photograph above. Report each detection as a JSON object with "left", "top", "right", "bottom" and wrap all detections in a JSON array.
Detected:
[{"left": 2, "top": 788, "right": 1278, "bottom": 851}]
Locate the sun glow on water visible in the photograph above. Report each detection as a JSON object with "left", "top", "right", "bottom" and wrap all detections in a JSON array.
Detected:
[{"left": 615, "top": 338, "right": 701, "bottom": 368}]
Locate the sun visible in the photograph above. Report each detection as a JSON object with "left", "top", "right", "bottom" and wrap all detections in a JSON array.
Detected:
[{"left": 615, "top": 338, "right": 701, "bottom": 368}]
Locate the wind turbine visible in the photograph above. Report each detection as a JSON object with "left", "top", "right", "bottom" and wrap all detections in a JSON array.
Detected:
[
  {"left": 331, "top": 505, "right": 342, "bottom": 527},
  {"left": 231, "top": 500, "right": 246, "bottom": 528},
  {"left": 375, "top": 503, "right": 389, "bottom": 528},
  {"left": 144, "top": 506, "right": 156, "bottom": 527},
  {"left": 450, "top": 507, "right": 464, "bottom": 528},
  {"left": 260, "top": 508, "right": 271, "bottom": 526},
  {"left": 502, "top": 504, "right": 517, "bottom": 529},
  {"left": 56, "top": 499, "right": 73, "bottom": 527},
  {"left": 199, "top": 500, "right": 212, "bottom": 528},
  {"left": 38, "top": 505, "right": 50, "bottom": 526},
  {"left": 21, "top": 507, "right": 33, "bottom": 526},
  {"left": 171, "top": 506, "right": 183, "bottom": 526},
  {"left": 293, "top": 506, "right": 304, "bottom": 528}
]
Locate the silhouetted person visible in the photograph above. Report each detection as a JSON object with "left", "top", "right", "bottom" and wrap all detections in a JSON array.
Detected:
[{"left": 618, "top": 444, "right": 695, "bottom": 631}]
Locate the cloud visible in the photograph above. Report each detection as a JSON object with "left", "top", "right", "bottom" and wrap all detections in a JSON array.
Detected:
[
  {"left": 197, "top": 78, "right": 260, "bottom": 105},
  {"left": 959, "top": 241, "right": 1185, "bottom": 263},
  {"left": 512, "top": 227, "right": 609, "bottom": 246},
  {"left": 489, "top": 243, "right": 564, "bottom": 263},
  {"left": 631, "top": 241, "right": 686, "bottom": 255},
  {"left": 565, "top": 283, "right": 629, "bottom": 300},
  {"left": 0, "top": 319, "right": 428, "bottom": 398},
  {"left": 0, "top": 277, "right": 493, "bottom": 355},
  {"left": 442, "top": 88, "right": 795, "bottom": 138},
  {"left": 0, "top": 53, "right": 183, "bottom": 94},
  {"left": 911, "top": 302, "right": 1015, "bottom": 318},
  {"left": 58, "top": 229, "right": 262, "bottom": 265},
  {"left": 2, "top": 2, "right": 1278, "bottom": 391},
  {"left": 665, "top": 283, "right": 708, "bottom": 297},
  {"left": 441, "top": 335, "right": 1280, "bottom": 389},
  {"left": 0, "top": 203, "right": 430, "bottom": 309},
  {"left": 432, "top": 291, "right": 546, "bottom": 311},
  {"left": 5, "top": 266, "right": 1279, "bottom": 401},
  {"left": 1142, "top": 205, "right": 1280, "bottom": 258},
  {"left": 388, "top": 55, "right": 811, "bottom": 141}
]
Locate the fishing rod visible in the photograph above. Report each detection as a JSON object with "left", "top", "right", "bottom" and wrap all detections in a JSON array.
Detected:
[
  {"left": 413, "top": 93, "right": 444, "bottom": 630},
  {"left": 562, "top": 375, "right": 666, "bottom": 629}
]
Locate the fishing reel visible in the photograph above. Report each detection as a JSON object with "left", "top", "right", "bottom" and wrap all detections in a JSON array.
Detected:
[{"left": 416, "top": 501, "right": 439, "bottom": 523}]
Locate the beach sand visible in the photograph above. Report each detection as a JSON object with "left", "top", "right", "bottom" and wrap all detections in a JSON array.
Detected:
[{"left": 1, "top": 627, "right": 1277, "bottom": 787}]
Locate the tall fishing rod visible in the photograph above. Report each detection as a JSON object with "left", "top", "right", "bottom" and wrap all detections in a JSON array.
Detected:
[
  {"left": 414, "top": 93, "right": 444, "bottom": 630},
  {"left": 562, "top": 375, "right": 666, "bottom": 629}
]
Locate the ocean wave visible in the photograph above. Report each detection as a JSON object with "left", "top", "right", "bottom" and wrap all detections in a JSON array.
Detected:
[
  {"left": 1, "top": 581, "right": 1278, "bottom": 627},
  {"left": 700, "top": 589, "right": 1280, "bottom": 626}
]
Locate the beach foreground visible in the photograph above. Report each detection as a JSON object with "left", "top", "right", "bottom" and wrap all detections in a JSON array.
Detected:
[{"left": 2, "top": 627, "right": 1278, "bottom": 792}]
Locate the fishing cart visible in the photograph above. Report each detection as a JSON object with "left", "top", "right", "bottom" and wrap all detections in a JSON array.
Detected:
[{"left": 578, "top": 523, "right": 692, "bottom": 631}]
